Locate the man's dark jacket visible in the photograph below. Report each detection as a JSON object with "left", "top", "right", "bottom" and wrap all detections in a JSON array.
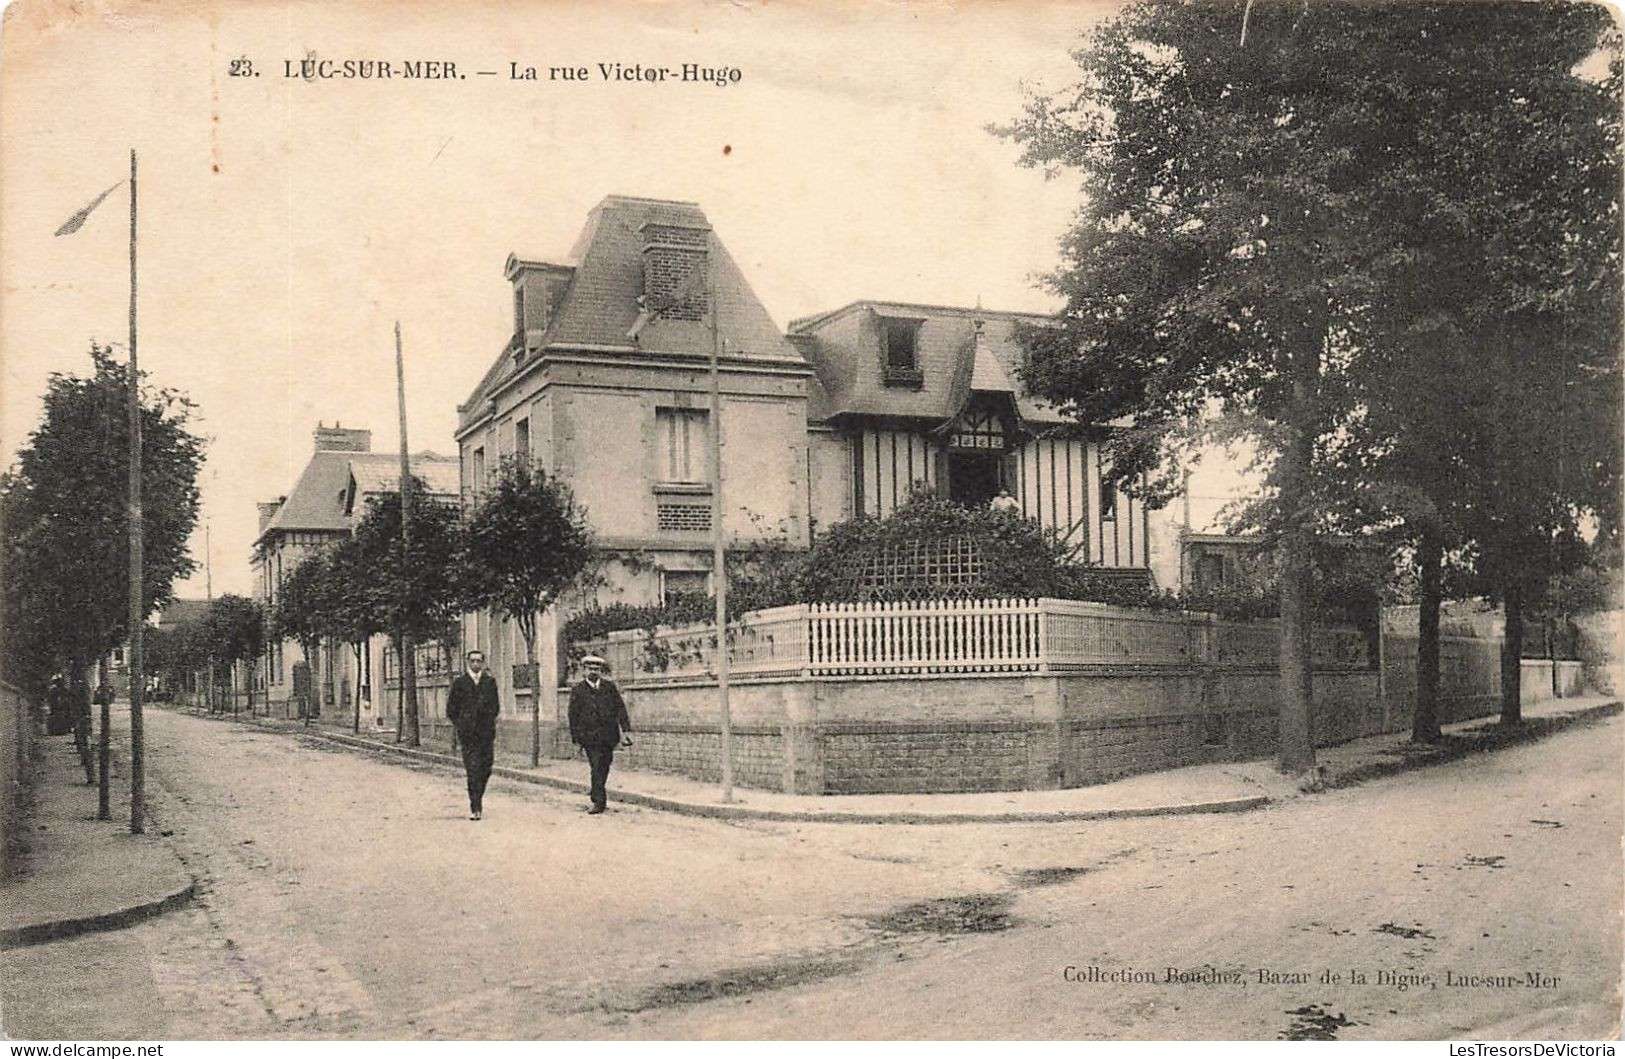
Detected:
[
  {"left": 446, "top": 672, "right": 500, "bottom": 745},
  {"left": 568, "top": 678, "right": 631, "bottom": 748}
]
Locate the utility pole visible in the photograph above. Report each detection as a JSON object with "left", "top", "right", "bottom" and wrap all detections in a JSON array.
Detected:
[
  {"left": 395, "top": 321, "right": 420, "bottom": 747},
  {"left": 127, "top": 149, "right": 145, "bottom": 834},
  {"left": 205, "top": 519, "right": 215, "bottom": 711},
  {"left": 706, "top": 235, "right": 733, "bottom": 803}
]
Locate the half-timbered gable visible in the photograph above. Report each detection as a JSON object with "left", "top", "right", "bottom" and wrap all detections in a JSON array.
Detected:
[{"left": 790, "top": 301, "right": 1157, "bottom": 573}]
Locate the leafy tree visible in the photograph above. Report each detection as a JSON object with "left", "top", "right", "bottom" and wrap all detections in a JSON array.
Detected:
[
  {"left": 462, "top": 458, "right": 596, "bottom": 765},
  {"left": 1, "top": 345, "right": 203, "bottom": 698},
  {"left": 996, "top": 0, "right": 1424, "bottom": 770},
  {"left": 323, "top": 536, "right": 384, "bottom": 732},
  {"left": 1298, "top": 2, "right": 1621, "bottom": 733},
  {"left": 998, "top": 0, "right": 1620, "bottom": 761},
  {"left": 203, "top": 595, "right": 265, "bottom": 712},
  {"left": 350, "top": 479, "right": 468, "bottom": 747},
  {"left": 271, "top": 547, "right": 346, "bottom": 719},
  {"left": 146, "top": 621, "right": 208, "bottom": 701}
]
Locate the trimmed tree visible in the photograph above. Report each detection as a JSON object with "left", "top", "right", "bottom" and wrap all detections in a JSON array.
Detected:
[
  {"left": 271, "top": 548, "right": 340, "bottom": 722},
  {"left": 350, "top": 479, "right": 467, "bottom": 747},
  {"left": 462, "top": 457, "right": 597, "bottom": 766},
  {"left": 325, "top": 535, "right": 384, "bottom": 733},
  {"left": 204, "top": 595, "right": 266, "bottom": 713}
]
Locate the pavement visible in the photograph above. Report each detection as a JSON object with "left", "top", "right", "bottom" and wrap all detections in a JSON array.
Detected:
[
  {"left": 0, "top": 731, "right": 196, "bottom": 950},
  {"left": 175, "top": 693, "right": 1620, "bottom": 824},
  {"left": 3, "top": 693, "right": 1614, "bottom": 958}
]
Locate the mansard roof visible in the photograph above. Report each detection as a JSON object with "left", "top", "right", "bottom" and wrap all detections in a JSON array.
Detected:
[
  {"left": 787, "top": 300, "right": 1071, "bottom": 428},
  {"left": 459, "top": 195, "right": 805, "bottom": 429}
]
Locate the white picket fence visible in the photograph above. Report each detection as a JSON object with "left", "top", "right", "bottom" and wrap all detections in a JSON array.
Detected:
[{"left": 574, "top": 598, "right": 1373, "bottom": 684}]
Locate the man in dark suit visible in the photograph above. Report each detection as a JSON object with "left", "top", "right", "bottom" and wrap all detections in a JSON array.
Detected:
[
  {"left": 567, "top": 654, "right": 632, "bottom": 814},
  {"left": 445, "top": 650, "right": 500, "bottom": 820}
]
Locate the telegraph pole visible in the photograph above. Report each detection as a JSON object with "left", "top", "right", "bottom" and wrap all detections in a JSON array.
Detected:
[
  {"left": 706, "top": 235, "right": 733, "bottom": 803},
  {"left": 395, "top": 321, "right": 420, "bottom": 747},
  {"left": 205, "top": 520, "right": 215, "bottom": 711},
  {"left": 127, "top": 149, "right": 145, "bottom": 834}
]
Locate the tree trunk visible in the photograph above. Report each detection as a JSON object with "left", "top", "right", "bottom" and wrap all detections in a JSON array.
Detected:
[
  {"left": 98, "top": 654, "right": 112, "bottom": 819},
  {"left": 72, "top": 662, "right": 95, "bottom": 785},
  {"left": 1276, "top": 376, "right": 1317, "bottom": 774},
  {"left": 1500, "top": 580, "right": 1523, "bottom": 726},
  {"left": 1412, "top": 527, "right": 1443, "bottom": 743},
  {"left": 400, "top": 632, "right": 420, "bottom": 747},
  {"left": 1547, "top": 616, "right": 1558, "bottom": 699},
  {"left": 523, "top": 614, "right": 539, "bottom": 767},
  {"left": 353, "top": 642, "right": 363, "bottom": 734}
]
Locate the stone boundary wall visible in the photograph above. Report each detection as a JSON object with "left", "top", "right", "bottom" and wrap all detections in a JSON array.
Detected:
[
  {"left": 1, "top": 682, "right": 35, "bottom": 881},
  {"left": 547, "top": 651, "right": 1591, "bottom": 795}
]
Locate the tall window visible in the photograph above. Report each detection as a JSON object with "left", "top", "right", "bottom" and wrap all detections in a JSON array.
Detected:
[
  {"left": 1099, "top": 477, "right": 1117, "bottom": 520},
  {"left": 471, "top": 446, "right": 486, "bottom": 491},
  {"left": 657, "top": 408, "right": 709, "bottom": 484},
  {"left": 880, "top": 317, "right": 923, "bottom": 388},
  {"left": 514, "top": 417, "right": 530, "bottom": 462},
  {"left": 884, "top": 318, "right": 919, "bottom": 369}
]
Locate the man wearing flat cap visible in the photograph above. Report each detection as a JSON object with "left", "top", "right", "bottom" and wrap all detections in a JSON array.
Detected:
[{"left": 568, "top": 654, "right": 632, "bottom": 814}]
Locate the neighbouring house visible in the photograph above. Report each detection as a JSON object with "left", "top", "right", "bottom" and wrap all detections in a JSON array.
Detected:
[
  {"left": 252, "top": 423, "right": 459, "bottom": 726},
  {"left": 1180, "top": 532, "right": 1265, "bottom": 592}
]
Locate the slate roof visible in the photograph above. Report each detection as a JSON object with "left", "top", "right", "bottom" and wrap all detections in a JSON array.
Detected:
[
  {"left": 459, "top": 195, "right": 805, "bottom": 429},
  {"left": 348, "top": 453, "right": 459, "bottom": 508},
  {"left": 787, "top": 301, "right": 1070, "bottom": 428},
  {"left": 258, "top": 450, "right": 458, "bottom": 545},
  {"left": 154, "top": 598, "right": 210, "bottom": 628}
]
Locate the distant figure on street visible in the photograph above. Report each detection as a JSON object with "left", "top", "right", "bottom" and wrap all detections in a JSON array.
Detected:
[
  {"left": 568, "top": 654, "right": 632, "bottom": 815},
  {"left": 46, "top": 674, "right": 71, "bottom": 736},
  {"left": 989, "top": 489, "right": 1020, "bottom": 513},
  {"left": 445, "top": 650, "right": 500, "bottom": 821}
]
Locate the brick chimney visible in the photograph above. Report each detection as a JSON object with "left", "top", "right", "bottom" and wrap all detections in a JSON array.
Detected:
[
  {"left": 639, "top": 221, "right": 710, "bottom": 322},
  {"left": 313, "top": 421, "right": 371, "bottom": 453},
  {"left": 257, "top": 497, "right": 285, "bottom": 534}
]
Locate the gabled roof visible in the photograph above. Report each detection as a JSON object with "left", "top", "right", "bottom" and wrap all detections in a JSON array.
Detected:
[
  {"left": 258, "top": 450, "right": 458, "bottom": 545},
  {"left": 154, "top": 598, "right": 209, "bottom": 628},
  {"left": 460, "top": 195, "right": 805, "bottom": 429},
  {"left": 788, "top": 301, "right": 1070, "bottom": 427}
]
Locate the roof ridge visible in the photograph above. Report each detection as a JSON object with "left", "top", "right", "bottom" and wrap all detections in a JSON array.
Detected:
[
  {"left": 597, "top": 193, "right": 702, "bottom": 208},
  {"left": 788, "top": 300, "right": 1055, "bottom": 332}
]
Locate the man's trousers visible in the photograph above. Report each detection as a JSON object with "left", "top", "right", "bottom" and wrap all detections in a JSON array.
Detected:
[
  {"left": 585, "top": 745, "right": 615, "bottom": 809},
  {"left": 462, "top": 738, "right": 494, "bottom": 813}
]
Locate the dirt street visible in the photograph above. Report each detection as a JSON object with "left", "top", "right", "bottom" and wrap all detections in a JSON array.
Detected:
[{"left": 2, "top": 706, "right": 1617, "bottom": 1040}]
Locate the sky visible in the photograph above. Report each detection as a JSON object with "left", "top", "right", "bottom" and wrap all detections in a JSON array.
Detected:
[{"left": 1, "top": 0, "right": 1158, "bottom": 598}]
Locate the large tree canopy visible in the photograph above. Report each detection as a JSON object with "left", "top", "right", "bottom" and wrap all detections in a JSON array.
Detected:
[{"left": 998, "top": 0, "right": 1620, "bottom": 762}]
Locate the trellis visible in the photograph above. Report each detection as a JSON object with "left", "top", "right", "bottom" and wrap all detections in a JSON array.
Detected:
[{"left": 824, "top": 536, "right": 985, "bottom": 601}]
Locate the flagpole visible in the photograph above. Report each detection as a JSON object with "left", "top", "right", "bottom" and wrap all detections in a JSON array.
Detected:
[
  {"left": 127, "top": 148, "right": 145, "bottom": 835},
  {"left": 706, "top": 235, "right": 733, "bottom": 804}
]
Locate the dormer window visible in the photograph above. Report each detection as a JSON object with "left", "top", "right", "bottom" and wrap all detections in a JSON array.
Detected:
[{"left": 880, "top": 317, "right": 924, "bottom": 388}]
